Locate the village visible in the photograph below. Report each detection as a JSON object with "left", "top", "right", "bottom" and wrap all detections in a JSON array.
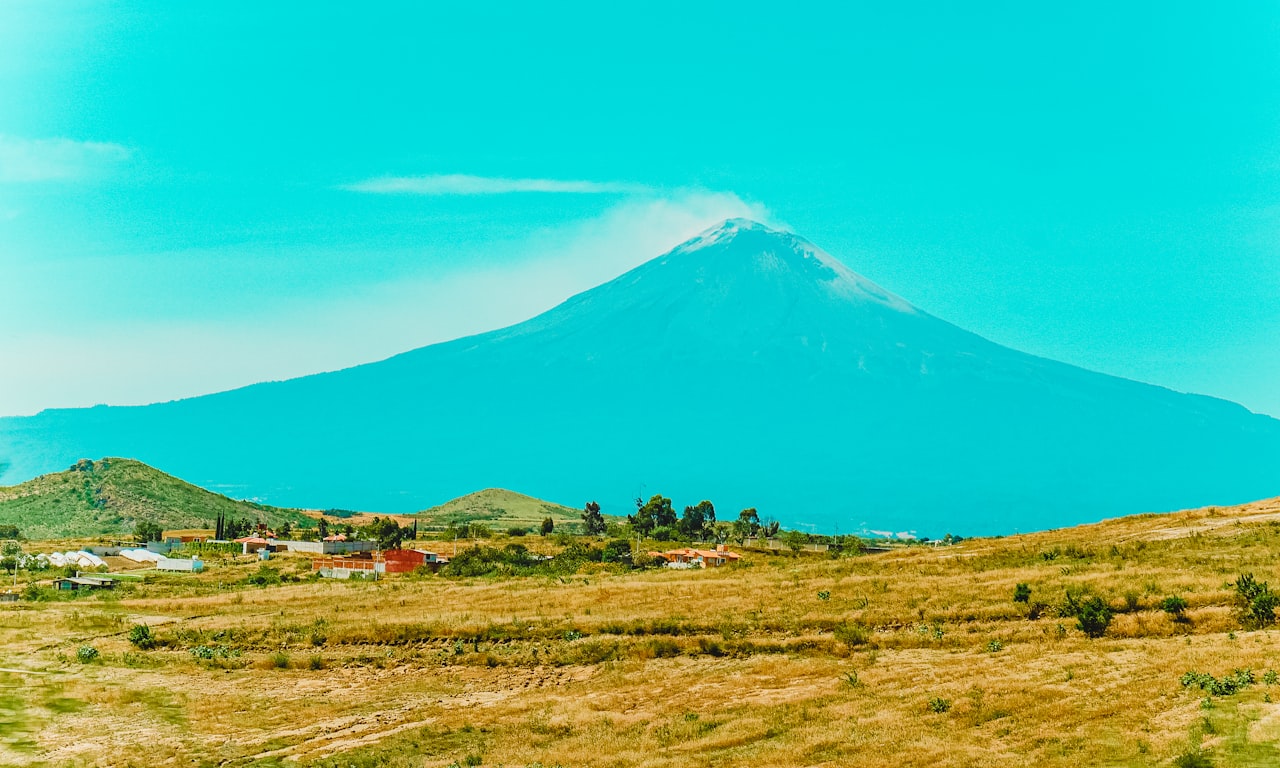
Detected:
[{"left": 10, "top": 521, "right": 755, "bottom": 599}]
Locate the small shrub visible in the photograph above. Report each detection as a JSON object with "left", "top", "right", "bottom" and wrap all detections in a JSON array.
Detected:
[
  {"left": 817, "top": 590, "right": 831, "bottom": 601},
  {"left": 833, "top": 622, "right": 869, "bottom": 650},
  {"left": 1161, "top": 596, "right": 1189, "bottom": 620},
  {"left": 127, "top": 624, "right": 157, "bottom": 650},
  {"left": 308, "top": 655, "right": 325, "bottom": 670},
  {"left": 1231, "top": 573, "right": 1278, "bottom": 629},
  {"left": 189, "top": 644, "right": 241, "bottom": 661},
  {"left": 927, "top": 697, "right": 952, "bottom": 713},
  {"left": 507, "top": 527, "right": 528, "bottom": 537},
  {"left": 1076, "top": 596, "right": 1113, "bottom": 638},
  {"left": 1173, "top": 748, "right": 1213, "bottom": 768},
  {"left": 1263, "top": 670, "right": 1278, "bottom": 685},
  {"left": 1181, "top": 668, "right": 1255, "bottom": 697},
  {"left": 984, "top": 639, "right": 1004, "bottom": 653},
  {"left": 270, "top": 652, "right": 291, "bottom": 669},
  {"left": 76, "top": 645, "right": 100, "bottom": 663},
  {"left": 1013, "top": 583, "right": 1031, "bottom": 603}
]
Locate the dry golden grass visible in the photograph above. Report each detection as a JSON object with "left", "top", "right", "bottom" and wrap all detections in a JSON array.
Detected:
[{"left": 3, "top": 496, "right": 1280, "bottom": 766}]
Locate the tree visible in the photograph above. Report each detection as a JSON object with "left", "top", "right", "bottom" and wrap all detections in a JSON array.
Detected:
[
  {"left": 317, "top": 517, "right": 329, "bottom": 538},
  {"left": 0, "top": 525, "right": 21, "bottom": 540},
  {"left": 732, "top": 508, "right": 760, "bottom": 545},
  {"left": 781, "top": 529, "right": 806, "bottom": 554},
  {"left": 366, "top": 517, "right": 405, "bottom": 550},
  {"left": 679, "top": 500, "right": 716, "bottom": 541},
  {"left": 277, "top": 520, "right": 293, "bottom": 539},
  {"left": 602, "top": 538, "right": 632, "bottom": 564},
  {"left": 629, "top": 495, "right": 675, "bottom": 537},
  {"left": 135, "top": 521, "right": 163, "bottom": 543},
  {"left": 0, "top": 540, "right": 21, "bottom": 575},
  {"left": 582, "top": 501, "right": 607, "bottom": 536},
  {"left": 540, "top": 517, "right": 555, "bottom": 536}
]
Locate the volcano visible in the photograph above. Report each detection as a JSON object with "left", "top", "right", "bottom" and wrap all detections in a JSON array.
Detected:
[{"left": 3, "top": 219, "right": 1277, "bottom": 534}]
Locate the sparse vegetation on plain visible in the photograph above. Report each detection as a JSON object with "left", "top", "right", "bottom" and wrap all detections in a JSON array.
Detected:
[{"left": 4, "top": 494, "right": 1280, "bottom": 766}]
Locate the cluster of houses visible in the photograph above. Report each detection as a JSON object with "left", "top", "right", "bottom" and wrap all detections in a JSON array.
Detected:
[
  {"left": 17, "top": 524, "right": 745, "bottom": 595},
  {"left": 311, "top": 548, "right": 448, "bottom": 579},
  {"left": 647, "top": 545, "right": 743, "bottom": 568}
]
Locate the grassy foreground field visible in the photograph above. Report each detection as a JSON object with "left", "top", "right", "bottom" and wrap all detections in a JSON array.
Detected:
[{"left": 5, "top": 496, "right": 1280, "bottom": 767}]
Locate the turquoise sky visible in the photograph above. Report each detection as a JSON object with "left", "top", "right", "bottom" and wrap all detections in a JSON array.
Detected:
[{"left": 2, "top": 2, "right": 1278, "bottom": 417}]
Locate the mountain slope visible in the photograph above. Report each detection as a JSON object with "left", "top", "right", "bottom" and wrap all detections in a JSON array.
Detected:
[
  {"left": 416, "top": 489, "right": 582, "bottom": 531},
  {"left": 0, "top": 458, "right": 311, "bottom": 539},
  {"left": 1, "top": 219, "right": 1277, "bottom": 535}
]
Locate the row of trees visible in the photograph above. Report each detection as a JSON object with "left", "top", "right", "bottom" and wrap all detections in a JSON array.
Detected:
[{"left": 580, "top": 495, "right": 783, "bottom": 545}]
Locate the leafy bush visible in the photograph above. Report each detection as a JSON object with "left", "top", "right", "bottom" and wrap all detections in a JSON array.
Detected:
[
  {"left": 601, "top": 539, "right": 632, "bottom": 564},
  {"left": 1013, "top": 583, "right": 1031, "bottom": 603},
  {"left": 1161, "top": 596, "right": 1189, "bottom": 619},
  {"left": 243, "top": 566, "right": 282, "bottom": 587},
  {"left": 189, "top": 644, "right": 240, "bottom": 660},
  {"left": 1172, "top": 749, "right": 1212, "bottom": 768},
  {"left": 1231, "top": 573, "right": 1278, "bottom": 628},
  {"left": 984, "top": 639, "right": 1004, "bottom": 653},
  {"left": 817, "top": 590, "right": 831, "bottom": 601},
  {"left": 76, "top": 645, "right": 100, "bottom": 663},
  {"left": 270, "top": 652, "right": 290, "bottom": 669},
  {"left": 927, "top": 697, "right": 951, "bottom": 713},
  {"left": 506, "top": 527, "right": 527, "bottom": 537},
  {"left": 1181, "top": 668, "right": 1255, "bottom": 697},
  {"left": 1076, "top": 596, "right": 1113, "bottom": 638},
  {"left": 127, "top": 623, "right": 157, "bottom": 650}
]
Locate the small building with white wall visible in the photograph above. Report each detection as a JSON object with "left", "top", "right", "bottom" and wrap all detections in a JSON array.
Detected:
[{"left": 156, "top": 557, "right": 204, "bottom": 572}]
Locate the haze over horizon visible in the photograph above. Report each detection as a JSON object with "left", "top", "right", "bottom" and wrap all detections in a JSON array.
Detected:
[{"left": 3, "top": 3, "right": 1280, "bottom": 420}]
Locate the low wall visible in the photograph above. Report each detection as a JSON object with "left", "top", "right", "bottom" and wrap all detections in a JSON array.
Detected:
[{"left": 278, "top": 540, "right": 375, "bottom": 555}]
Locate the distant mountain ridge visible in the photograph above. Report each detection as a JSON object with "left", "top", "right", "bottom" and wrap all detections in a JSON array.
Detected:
[{"left": 2, "top": 219, "right": 1277, "bottom": 535}]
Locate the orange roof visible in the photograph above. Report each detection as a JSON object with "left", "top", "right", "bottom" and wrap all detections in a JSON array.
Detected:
[{"left": 659, "top": 548, "right": 741, "bottom": 560}]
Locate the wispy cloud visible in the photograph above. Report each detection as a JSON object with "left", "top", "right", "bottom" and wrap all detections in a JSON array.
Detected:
[
  {"left": 0, "top": 135, "right": 130, "bottom": 183},
  {"left": 343, "top": 173, "right": 652, "bottom": 196}
]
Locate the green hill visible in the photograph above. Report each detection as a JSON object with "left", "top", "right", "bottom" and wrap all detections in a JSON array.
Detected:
[
  {"left": 0, "top": 457, "right": 311, "bottom": 540},
  {"left": 417, "top": 488, "right": 583, "bottom": 531}
]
